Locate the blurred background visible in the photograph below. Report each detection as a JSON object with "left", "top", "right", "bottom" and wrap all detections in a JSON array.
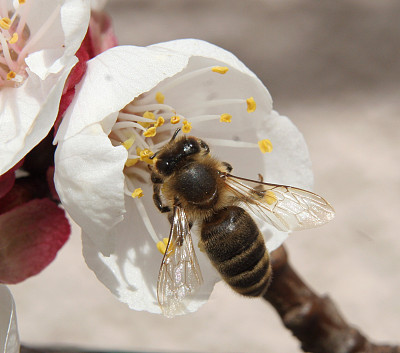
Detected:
[{"left": 10, "top": 0, "right": 400, "bottom": 352}]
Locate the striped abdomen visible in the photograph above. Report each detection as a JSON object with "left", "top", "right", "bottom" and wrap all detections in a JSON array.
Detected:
[{"left": 201, "top": 206, "right": 272, "bottom": 296}]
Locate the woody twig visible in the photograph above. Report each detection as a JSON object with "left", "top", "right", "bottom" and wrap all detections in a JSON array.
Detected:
[{"left": 263, "top": 246, "right": 400, "bottom": 353}]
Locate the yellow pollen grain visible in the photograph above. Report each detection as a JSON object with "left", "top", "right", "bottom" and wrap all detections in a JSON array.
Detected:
[
  {"left": 6, "top": 71, "right": 16, "bottom": 80},
  {"left": 0, "top": 17, "right": 11, "bottom": 30},
  {"left": 143, "top": 126, "right": 157, "bottom": 137},
  {"left": 155, "top": 92, "right": 165, "bottom": 104},
  {"left": 258, "top": 139, "right": 273, "bottom": 153},
  {"left": 155, "top": 116, "right": 165, "bottom": 127},
  {"left": 212, "top": 66, "right": 229, "bottom": 74},
  {"left": 220, "top": 113, "right": 232, "bottom": 123},
  {"left": 157, "top": 238, "right": 170, "bottom": 255},
  {"left": 182, "top": 120, "right": 192, "bottom": 133},
  {"left": 8, "top": 33, "right": 18, "bottom": 44},
  {"left": 264, "top": 190, "right": 277, "bottom": 205},
  {"left": 122, "top": 137, "right": 135, "bottom": 150},
  {"left": 137, "top": 148, "right": 155, "bottom": 164},
  {"left": 171, "top": 115, "right": 180, "bottom": 124},
  {"left": 125, "top": 158, "right": 139, "bottom": 167},
  {"left": 246, "top": 97, "right": 256, "bottom": 113},
  {"left": 140, "top": 111, "right": 156, "bottom": 128},
  {"left": 131, "top": 188, "right": 144, "bottom": 199}
]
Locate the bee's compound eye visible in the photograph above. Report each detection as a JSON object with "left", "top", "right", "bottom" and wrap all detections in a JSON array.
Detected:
[
  {"left": 183, "top": 139, "right": 200, "bottom": 155},
  {"left": 156, "top": 159, "right": 174, "bottom": 176}
]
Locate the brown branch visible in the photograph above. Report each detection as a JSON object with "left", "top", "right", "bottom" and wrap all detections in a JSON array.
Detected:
[{"left": 263, "top": 246, "right": 400, "bottom": 353}]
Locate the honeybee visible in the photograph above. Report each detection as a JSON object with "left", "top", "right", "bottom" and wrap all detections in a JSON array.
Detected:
[{"left": 150, "top": 129, "right": 335, "bottom": 317}]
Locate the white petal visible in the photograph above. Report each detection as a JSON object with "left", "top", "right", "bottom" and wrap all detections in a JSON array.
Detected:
[
  {"left": 82, "top": 196, "right": 220, "bottom": 315},
  {"left": 0, "top": 285, "right": 19, "bottom": 353},
  {"left": 90, "top": 0, "right": 108, "bottom": 11},
  {"left": 0, "top": 0, "right": 90, "bottom": 175},
  {"left": 55, "top": 45, "right": 190, "bottom": 143},
  {"left": 0, "top": 57, "right": 77, "bottom": 174},
  {"left": 55, "top": 119, "right": 127, "bottom": 255}
]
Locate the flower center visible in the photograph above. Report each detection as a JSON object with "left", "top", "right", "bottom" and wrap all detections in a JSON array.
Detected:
[
  {"left": 108, "top": 65, "right": 273, "bottom": 244},
  {"left": 0, "top": 1, "right": 60, "bottom": 88}
]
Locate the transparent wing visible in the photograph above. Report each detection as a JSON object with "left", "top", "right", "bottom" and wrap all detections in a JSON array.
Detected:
[
  {"left": 157, "top": 205, "right": 203, "bottom": 318},
  {"left": 224, "top": 173, "right": 335, "bottom": 232}
]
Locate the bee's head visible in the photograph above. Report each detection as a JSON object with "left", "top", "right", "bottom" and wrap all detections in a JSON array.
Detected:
[{"left": 153, "top": 130, "right": 209, "bottom": 176}]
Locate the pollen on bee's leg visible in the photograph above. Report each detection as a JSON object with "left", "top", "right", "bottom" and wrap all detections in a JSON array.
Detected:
[
  {"left": 157, "top": 238, "right": 170, "bottom": 255},
  {"left": 131, "top": 188, "right": 144, "bottom": 198},
  {"left": 258, "top": 139, "right": 273, "bottom": 153},
  {"left": 264, "top": 190, "right": 277, "bottom": 205}
]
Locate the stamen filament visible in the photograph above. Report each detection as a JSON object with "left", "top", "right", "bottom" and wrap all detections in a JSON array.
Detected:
[
  {"left": 199, "top": 137, "right": 259, "bottom": 149},
  {"left": 112, "top": 121, "right": 146, "bottom": 131},
  {"left": 0, "top": 34, "right": 17, "bottom": 71},
  {"left": 18, "top": 4, "right": 61, "bottom": 65},
  {"left": 125, "top": 102, "right": 175, "bottom": 114},
  {"left": 178, "top": 98, "right": 248, "bottom": 114},
  {"left": 117, "top": 112, "right": 156, "bottom": 123}
]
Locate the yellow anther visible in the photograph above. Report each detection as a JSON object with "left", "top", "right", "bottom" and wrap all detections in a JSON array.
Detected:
[
  {"left": 8, "top": 33, "right": 18, "bottom": 44},
  {"left": 19, "top": 0, "right": 26, "bottom": 4},
  {"left": 143, "top": 126, "right": 157, "bottom": 137},
  {"left": 264, "top": 190, "right": 278, "bottom": 205},
  {"left": 6, "top": 71, "right": 16, "bottom": 80},
  {"left": 212, "top": 66, "right": 229, "bottom": 74},
  {"left": 143, "top": 111, "right": 155, "bottom": 120},
  {"left": 137, "top": 148, "right": 155, "bottom": 164},
  {"left": 125, "top": 158, "right": 139, "bottom": 167},
  {"left": 171, "top": 115, "right": 180, "bottom": 124},
  {"left": 131, "top": 188, "right": 144, "bottom": 199},
  {"left": 155, "top": 116, "right": 165, "bottom": 127},
  {"left": 258, "top": 139, "right": 273, "bottom": 153},
  {"left": 0, "top": 17, "right": 11, "bottom": 30},
  {"left": 155, "top": 92, "right": 165, "bottom": 104},
  {"left": 182, "top": 120, "right": 192, "bottom": 133},
  {"left": 220, "top": 113, "right": 232, "bottom": 123},
  {"left": 246, "top": 97, "right": 256, "bottom": 113},
  {"left": 140, "top": 111, "right": 156, "bottom": 128},
  {"left": 157, "top": 238, "right": 170, "bottom": 255},
  {"left": 122, "top": 137, "right": 135, "bottom": 150}
]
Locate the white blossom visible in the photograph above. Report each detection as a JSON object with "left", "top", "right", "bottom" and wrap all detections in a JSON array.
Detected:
[
  {"left": 0, "top": 0, "right": 90, "bottom": 174},
  {"left": 55, "top": 39, "right": 313, "bottom": 315}
]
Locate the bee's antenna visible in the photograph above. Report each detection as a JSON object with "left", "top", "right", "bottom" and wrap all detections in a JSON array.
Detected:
[{"left": 170, "top": 128, "right": 181, "bottom": 142}]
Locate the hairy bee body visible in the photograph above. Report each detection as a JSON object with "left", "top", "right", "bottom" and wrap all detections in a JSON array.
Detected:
[
  {"left": 201, "top": 206, "right": 272, "bottom": 296},
  {"left": 151, "top": 133, "right": 272, "bottom": 297}
]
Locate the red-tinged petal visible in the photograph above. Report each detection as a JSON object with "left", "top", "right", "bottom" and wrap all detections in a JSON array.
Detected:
[
  {"left": 89, "top": 11, "right": 118, "bottom": 56},
  {"left": 0, "top": 160, "right": 24, "bottom": 199},
  {"left": 0, "top": 199, "right": 70, "bottom": 284}
]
